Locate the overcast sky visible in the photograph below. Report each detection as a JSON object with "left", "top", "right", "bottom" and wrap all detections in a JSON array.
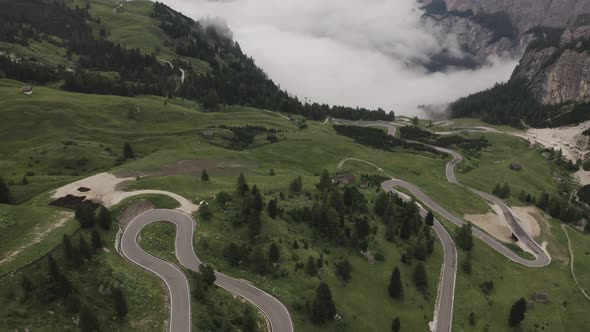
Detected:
[{"left": 161, "top": 0, "right": 518, "bottom": 116}]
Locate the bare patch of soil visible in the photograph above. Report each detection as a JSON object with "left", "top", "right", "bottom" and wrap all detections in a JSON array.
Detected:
[{"left": 115, "top": 159, "right": 257, "bottom": 178}]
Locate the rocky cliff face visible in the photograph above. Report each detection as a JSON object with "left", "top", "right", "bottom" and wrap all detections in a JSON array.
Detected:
[
  {"left": 422, "top": 0, "right": 590, "bottom": 67},
  {"left": 444, "top": 0, "right": 590, "bottom": 33},
  {"left": 512, "top": 26, "right": 590, "bottom": 104},
  {"left": 422, "top": 13, "right": 523, "bottom": 66}
]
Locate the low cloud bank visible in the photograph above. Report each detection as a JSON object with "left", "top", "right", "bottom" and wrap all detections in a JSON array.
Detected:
[{"left": 163, "top": 0, "right": 518, "bottom": 116}]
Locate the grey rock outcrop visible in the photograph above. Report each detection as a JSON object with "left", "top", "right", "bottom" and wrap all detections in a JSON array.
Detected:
[
  {"left": 513, "top": 26, "right": 590, "bottom": 104},
  {"left": 444, "top": 0, "right": 590, "bottom": 33},
  {"left": 422, "top": 0, "right": 590, "bottom": 67}
]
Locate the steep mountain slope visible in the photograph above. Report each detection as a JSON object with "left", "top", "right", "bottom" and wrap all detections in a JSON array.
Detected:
[
  {"left": 421, "top": 0, "right": 590, "bottom": 68},
  {"left": 444, "top": 0, "right": 590, "bottom": 33},
  {"left": 512, "top": 25, "right": 590, "bottom": 105},
  {"left": 0, "top": 0, "right": 393, "bottom": 122},
  {"left": 449, "top": 23, "right": 590, "bottom": 128}
]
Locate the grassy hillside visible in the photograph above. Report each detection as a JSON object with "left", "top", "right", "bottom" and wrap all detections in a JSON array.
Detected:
[
  {"left": 448, "top": 216, "right": 590, "bottom": 332},
  {"left": 1, "top": 1, "right": 589, "bottom": 331}
]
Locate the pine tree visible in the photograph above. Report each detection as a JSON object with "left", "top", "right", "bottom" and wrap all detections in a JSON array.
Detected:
[
  {"left": 112, "top": 287, "right": 128, "bottom": 317},
  {"left": 310, "top": 282, "right": 336, "bottom": 324},
  {"left": 247, "top": 209, "right": 262, "bottom": 240},
  {"left": 21, "top": 176, "right": 29, "bottom": 185},
  {"left": 252, "top": 187, "right": 263, "bottom": 212},
  {"left": 317, "top": 169, "right": 333, "bottom": 192},
  {"left": 91, "top": 229, "right": 102, "bottom": 250},
  {"left": 199, "top": 264, "right": 216, "bottom": 286},
  {"left": 508, "top": 297, "right": 527, "bottom": 326},
  {"left": 391, "top": 317, "right": 401, "bottom": 332},
  {"left": 501, "top": 183, "right": 511, "bottom": 198},
  {"left": 0, "top": 177, "right": 13, "bottom": 204},
  {"left": 75, "top": 206, "right": 95, "bottom": 228},
  {"left": 334, "top": 258, "right": 352, "bottom": 282},
  {"left": 456, "top": 222, "right": 474, "bottom": 251},
  {"left": 79, "top": 236, "right": 92, "bottom": 259},
  {"left": 413, "top": 262, "right": 428, "bottom": 293},
  {"left": 47, "top": 254, "right": 60, "bottom": 282},
  {"left": 63, "top": 234, "right": 73, "bottom": 260},
  {"left": 123, "top": 142, "right": 135, "bottom": 159},
  {"left": 329, "top": 189, "right": 344, "bottom": 211},
  {"left": 306, "top": 255, "right": 318, "bottom": 276},
  {"left": 267, "top": 198, "right": 278, "bottom": 218},
  {"left": 388, "top": 266, "right": 403, "bottom": 299},
  {"left": 290, "top": 176, "right": 303, "bottom": 193},
  {"left": 414, "top": 240, "right": 427, "bottom": 261},
  {"left": 202, "top": 89, "right": 220, "bottom": 111},
  {"left": 237, "top": 173, "right": 249, "bottom": 196},
  {"left": 425, "top": 210, "right": 434, "bottom": 226},
  {"left": 269, "top": 243, "right": 280, "bottom": 263},
  {"left": 412, "top": 116, "right": 420, "bottom": 126},
  {"left": 98, "top": 206, "right": 112, "bottom": 230},
  {"left": 492, "top": 183, "right": 501, "bottom": 196},
  {"left": 269, "top": 169, "right": 275, "bottom": 176},
  {"left": 201, "top": 168, "right": 209, "bottom": 182}
]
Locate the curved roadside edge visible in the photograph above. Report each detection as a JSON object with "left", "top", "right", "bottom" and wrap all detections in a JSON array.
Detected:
[
  {"left": 177, "top": 209, "right": 294, "bottom": 332},
  {"left": 337, "top": 156, "right": 455, "bottom": 332},
  {"left": 343, "top": 119, "right": 550, "bottom": 267},
  {"left": 120, "top": 216, "right": 192, "bottom": 332},
  {"left": 121, "top": 209, "right": 294, "bottom": 332},
  {"left": 381, "top": 182, "right": 457, "bottom": 332},
  {"left": 561, "top": 224, "right": 590, "bottom": 300}
]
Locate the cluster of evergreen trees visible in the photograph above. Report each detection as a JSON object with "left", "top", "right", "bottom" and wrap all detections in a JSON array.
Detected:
[
  {"left": 374, "top": 192, "right": 436, "bottom": 264},
  {"left": 449, "top": 79, "right": 555, "bottom": 127},
  {"left": 218, "top": 125, "right": 280, "bottom": 150},
  {"left": 2, "top": 1, "right": 396, "bottom": 122},
  {"left": 284, "top": 170, "right": 372, "bottom": 247},
  {"left": 333, "top": 125, "right": 438, "bottom": 154},
  {"left": 399, "top": 126, "right": 434, "bottom": 140},
  {"left": 492, "top": 182, "right": 511, "bottom": 199},
  {"left": 16, "top": 205, "right": 128, "bottom": 332}
]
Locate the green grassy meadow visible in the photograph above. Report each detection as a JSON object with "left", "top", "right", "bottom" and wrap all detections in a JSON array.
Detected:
[
  {"left": 457, "top": 133, "right": 561, "bottom": 206},
  {"left": 444, "top": 217, "right": 590, "bottom": 332},
  {"left": 0, "top": 75, "right": 589, "bottom": 331},
  {"left": 194, "top": 195, "right": 444, "bottom": 332},
  {"left": 566, "top": 227, "right": 590, "bottom": 293}
]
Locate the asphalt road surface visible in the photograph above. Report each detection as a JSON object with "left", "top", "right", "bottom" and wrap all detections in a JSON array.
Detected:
[
  {"left": 121, "top": 209, "right": 293, "bottom": 332},
  {"left": 335, "top": 119, "right": 551, "bottom": 332}
]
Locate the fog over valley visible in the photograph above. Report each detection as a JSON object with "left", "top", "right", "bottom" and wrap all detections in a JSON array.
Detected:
[{"left": 162, "top": 0, "right": 519, "bottom": 116}]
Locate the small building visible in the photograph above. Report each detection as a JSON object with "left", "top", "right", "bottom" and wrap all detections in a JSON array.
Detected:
[
  {"left": 21, "top": 86, "right": 33, "bottom": 95},
  {"left": 202, "top": 130, "right": 214, "bottom": 137},
  {"left": 533, "top": 292, "right": 550, "bottom": 303},
  {"left": 509, "top": 163, "right": 522, "bottom": 171},
  {"left": 334, "top": 173, "right": 355, "bottom": 185}
]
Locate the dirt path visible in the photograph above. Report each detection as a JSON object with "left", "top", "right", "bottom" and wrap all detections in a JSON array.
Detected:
[
  {"left": 0, "top": 211, "right": 73, "bottom": 264},
  {"left": 561, "top": 225, "right": 590, "bottom": 300},
  {"left": 113, "top": 1, "right": 123, "bottom": 13}
]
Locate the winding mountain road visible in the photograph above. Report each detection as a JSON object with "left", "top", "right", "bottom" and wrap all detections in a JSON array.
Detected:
[
  {"left": 121, "top": 209, "right": 293, "bottom": 332},
  {"left": 336, "top": 119, "right": 551, "bottom": 332}
]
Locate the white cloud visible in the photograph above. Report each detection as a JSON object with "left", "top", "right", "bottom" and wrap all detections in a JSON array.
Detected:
[{"left": 161, "top": 0, "right": 518, "bottom": 116}]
